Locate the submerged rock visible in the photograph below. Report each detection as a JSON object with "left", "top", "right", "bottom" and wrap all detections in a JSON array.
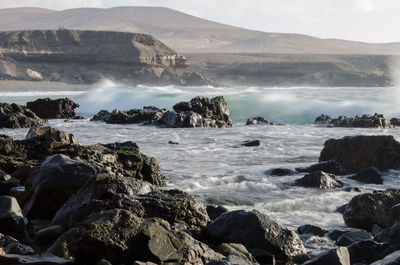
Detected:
[
  {"left": 204, "top": 210, "right": 306, "bottom": 261},
  {"left": 26, "top": 98, "right": 81, "bottom": 119},
  {"left": 338, "top": 189, "right": 400, "bottom": 231},
  {"left": 295, "top": 171, "right": 343, "bottom": 189},
  {"left": 296, "top": 160, "right": 347, "bottom": 175},
  {"left": 319, "top": 135, "right": 400, "bottom": 173},
  {"left": 328, "top": 113, "right": 391, "bottom": 128},
  {"left": 267, "top": 168, "right": 296, "bottom": 176},
  {"left": 0, "top": 103, "right": 43, "bottom": 129},
  {"left": 241, "top": 140, "right": 261, "bottom": 147},
  {"left": 246, "top": 117, "right": 271, "bottom": 125},
  {"left": 349, "top": 167, "right": 383, "bottom": 184}
]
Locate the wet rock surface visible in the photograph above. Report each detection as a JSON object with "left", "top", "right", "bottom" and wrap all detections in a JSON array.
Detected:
[
  {"left": 325, "top": 113, "right": 391, "bottom": 128},
  {"left": 26, "top": 98, "right": 81, "bottom": 119},
  {"left": 349, "top": 167, "right": 384, "bottom": 184},
  {"left": 296, "top": 160, "right": 347, "bottom": 175},
  {"left": 295, "top": 171, "right": 343, "bottom": 189},
  {"left": 0, "top": 103, "right": 43, "bottom": 129}
]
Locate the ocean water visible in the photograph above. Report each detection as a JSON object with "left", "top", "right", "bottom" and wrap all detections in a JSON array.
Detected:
[{"left": 2, "top": 81, "right": 400, "bottom": 254}]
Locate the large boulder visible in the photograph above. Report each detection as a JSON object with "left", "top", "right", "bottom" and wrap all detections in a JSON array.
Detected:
[
  {"left": 23, "top": 154, "right": 108, "bottom": 220},
  {"left": 295, "top": 171, "right": 343, "bottom": 189},
  {"left": 314, "top": 114, "right": 332, "bottom": 124},
  {"left": 103, "top": 107, "right": 167, "bottom": 125},
  {"left": 349, "top": 167, "right": 383, "bottom": 184},
  {"left": 347, "top": 240, "right": 392, "bottom": 264},
  {"left": 26, "top": 126, "right": 78, "bottom": 146},
  {"left": 203, "top": 210, "right": 306, "bottom": 261},
  {"left": 328, "top": 113, "right": 391, "bottom": 128},
  {"left": 26, "top": 98, "right": 81, "bottom": 119},
  {"left": 138, "top": 189, "right": 210, "bottom": 230},
  {"left": 303, "top": 247, "right": 350, "bottom": 265},
  {"left": 0, "top": 103, "right": 43, "bottom": 129},
  {"left": 246, "top": 117, "right": 271, "bottom": 125},
  {"left": 338, "top": 189, "right": 400, "bottom": 231},
  {"left": 371, "top": 250, "right": 400, "bottom": 265},
  {"left": 0, "top": 196, "right": 25, "bottom": 239},
  {"left": 319, "top": 135, "right": 400, "bottom": 173}
]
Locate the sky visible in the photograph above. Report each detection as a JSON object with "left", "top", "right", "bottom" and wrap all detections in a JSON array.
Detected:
[{"left": 1, "top": 0, "right": 399, "bottom": 43}]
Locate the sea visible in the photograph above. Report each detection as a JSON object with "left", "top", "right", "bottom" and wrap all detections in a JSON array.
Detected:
[{"left": 2, "top": 81, "right": 400, "bottom": 254}]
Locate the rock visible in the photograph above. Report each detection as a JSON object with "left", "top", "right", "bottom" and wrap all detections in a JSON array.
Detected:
[
  {"left": 138, "top": 189, "right": 210, "bottom": 230},
  {"left": 26, "top": 126, "right": 78, "bottom": 146},
  {"left": 390, "top": 118, "right": 400, "bottom": 126},
  {"left": 0, "top": 254, "right": 70, "bottom": 264},
  {"left": 0, "top": 103, "right": 43, "bottom": 129},
  {"left": 297, "top": 224, "right": 327, "bottom": 236},
  {"left": 327, "top": 230, "right": 348, "bottom": 241},
  {"left": 295, "top": 171, "right": 343, "bottom": 189},
  {"left": 216, "top": 243, "right": 259, "bottom": 265},
  {"left": 23, "top": 154, "right": 107, "bottom": 220},
  {"left": 91, "top": 110, "right": 111, "bottom": 122},
  {"left": 295, "top": 160, "right": 347, "bottom": 175},
  {"left": 338, "top": 189, "right": 400, "bottom": 231},
  {"left": 51, "top": 173, "right": 150, "bottom": 229},
  {"left": 246, "top": 117, "right": 271, "bottom": 125},
  {"left": 336, "top": 229, "right": 372, "bottom": 246},
  {"left": 390, "top": 204, "right": 400, "bottom": 223},
  {"left": 314, "top": 114, "right": 332, "bottom": 124},
  {"left": 104, "top": 107, "right": 167, "bottom": 125},
  {"left": 0, "top": 233, "right": 34, "bottom": 255},
  {"left": 370, "top": 250, "right": 400, "bottom": 265},
  {"left": 267, "top": 168, "right": 296, "bottom": 176},
  {"left": 328, "top": 113, "right": 391, "bottom": 128},
  {"left": 180, "top": 71, "right": 213, "bottom": 86},
  {"left": 349, "top": 167, "right": 384, "bottom": 184},
  {"left": 207, "top": 205, "right": 228, "bottom": 221},
  {"left": 168, "top": 141, "right": 179, "bottom": 145},
  {"left": 204, "top": 210, "right": 306, "bottom": 261},
  {"left": 26, "top": 98, "right": 80, "bottom": 119},
  {"left": 347, "top": 240, "right": 392, "bottom": 264},
  {"left": 319, "top": 135, "right": 400, "bottom": 173},
  {"left": 25, "top": 68, "right": 43, "bottom": 81},
  {"left": 303, "top": 247, "right": 350, "bottom": 265},
  {"left": 241, "top": 140, "right": 261, "bottom": 147},
  {"left": 0, "top": 196, "right": 25, "bottom": 239},
  {"left": 35, "top": 225, "right": 64, "bottom": 243},
  {"left": 0, "top": 171, "right": 20, "bottom": 196}
]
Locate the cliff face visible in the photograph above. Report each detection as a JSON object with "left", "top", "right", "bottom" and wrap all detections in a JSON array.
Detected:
[{"left": 0, "top": 30, "right": 200, "bottom": 85}]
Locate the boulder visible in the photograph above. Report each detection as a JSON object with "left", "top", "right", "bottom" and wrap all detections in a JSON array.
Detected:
[
  {"left": 390, "top": 118, "right": 400, "bottom": 126},
  {"left": 336, "top": 229, "right": 372, "bottom": 246},
  {"left": 303, "top": 247, "right": 350, "bottom": 265},
  {"left": 246, "top": 117, "right": 271, "bottom": 125},
  {"left": 26, "top": 126, "right": 78, "bottom": 146},
  {"left": 295, "top": 171, "right": 343, "bottom": 189},
  {"left": 90, "top": 110, "right": 111, "bottom": 122},
  {"left": 338, "top": 189, "right": 400, "bottom": 231},
  {"left": 0, "top": 254, "right": 70, "bottom": 264},
  {"left": 206, "top": 205, "right": 228, "bottom": 221},
  {"left": 314, "top": 114, "right": 332, "bottom": 124},
  {"left": 267, "top": 168, "right": 296, "bottom": 176},
  {"left": 349, "top": 167, "right": 383, "bottom": 184},
  {"left": 297, "top": 224, "right": 327, "bottom": 236},
  {"left": 347, "top": 240, "right": 392, "bottom": 264},
  {"left": 103, "top": 107, "right": 167, "bottom": 125},
  {"left": 241, "top": 140, "right": 261, "bottom": 147},
  {"left": 138, "top": 189, "right": 210, "bottom": 230},
  {"left": 23, "top": 154, "right": 107, "bottom": 220},
  {"left": 0, "top": 103, "right": 43, "bottom": 129},
  {"left": 26, "top": 98, "right": 81, "bottom": 119},
  {"left": 370, "top": 250, "right": 400, "bottom": 265},
  {"left": 319, "top": 135, "right": 400, "bottom": 173},
  {"left": 0, "top": 171, "right": 20, "bottom": 196},
  {"left": 295, "top": 160, "right": 346, "bottom": 175},
  {"left": 0, "top": 196, "right": 25, "bottom": 239},
  {"left": 34, "top": 225, "right": 65, "bottom": 243},
  {"left": 328, "top": 113, "right": 391, "bottom": 128},
  {"left": 216, "top": 243, "right": 259, "bottom": 265},
  {"left": 204, "top": 210, "right": 306, "bottom": 261}
]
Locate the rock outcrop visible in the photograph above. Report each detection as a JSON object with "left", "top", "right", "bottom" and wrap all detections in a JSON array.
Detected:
[
  {"left": 319, "top": 135, "right": 400, "bottom": 173},
  {"left": 318, "top": 113, "right": 392, "bottom": 128},
  {"left": 0, "top": 103, "right": 43, "bottom": 128},
  {"left": 295, "top": 171, "right": 343, "bottom": 189},
  {"left": 26, "top": 98, "right": 82, "bottom": 119},
  {"left": 246, "top": 117, "right": 271, "bottom": 125}
]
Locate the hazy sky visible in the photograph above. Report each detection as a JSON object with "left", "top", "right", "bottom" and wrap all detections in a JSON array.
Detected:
[{"left": 2, "top": 0, "right": 399, "bottom": 43}]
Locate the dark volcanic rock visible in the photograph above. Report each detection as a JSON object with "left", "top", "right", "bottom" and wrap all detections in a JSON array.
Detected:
[
  {"left": 26, "top": 98, "right": 80, "bottom": 119},
  {"left": 328, "top": 113, "right": 391, "bottom": 128},
  {"left": 297, "top": 224, "right": 327, "bottom": 236},
  {"left": 216, "top": 243, "right": 259, "bottom": 265},
  {"left": 319, "top": 135, "right": 400, "bottom": 173},
  {"left": 0, "top": 103, "right": 43, "bottom": 129},
  {"left": 267, "top": 168, "right": 296, "bottom": 176},
  {"left": 336, "top": 229, "right": 372, "bottom": 246},
  {"left": 23, "top": 154, "right": 107, "bottom": 220},
  {"left": 0, "top": 171, "right": 20, "bottom": 196},
  {"left": 104, "top": 107, "right": 167, "bottom": 125},
  {"left": 338, "top": 189, "right": 400, "bottom": 231},
  {"left": 0, "top": 253, "right": 70, "bottom": 264},
  {"left": 314, "top": 114, "right": 332, "bottom": 124},
  {"left": 370, "top": 250, "right": 400, "bottom": 265},
  {"left": 241, "top": 140, "right": 261, "bottom": 147},
  {"left": 303, "top": 247, "right": 350, "bottom": 265},
  {"left": 390, "top": 118, "right": 400, "bottom": 126},
  {"left": 349, "top": 167, "right": 384, "bottom": 184},
  {"left": 90, "top": 110, "right": 111, "bottom": 122},
  {"left": 204, "top": 210, "right": 306, "bottom": 261},
  {"left": 296, "top": 160, "right": 347, "bottom": 175},
  {"left": 26, "top": 126, "right": 78, "bottom": 146},
  {"left": 295, "top": 171, "right": 343, "bottom": 189},
  {"left": 246, "top": 117, "right": 271, "bottom": 125},
  {"left": 347, "top": 240, "right": 392, "bottom": 264},
  {"left": 0, "top": 196, "right": 25, "bottom": 239},
  {"left": 206, "top": 205, "right": 229, "bottom": 221},
  {"left": 138, "top": 189, "right": 210, "bottom": 230}
]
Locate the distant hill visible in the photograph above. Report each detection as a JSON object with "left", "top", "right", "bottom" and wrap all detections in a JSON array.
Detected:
[{"left": 0, "top": 6, "right": 399, "bottom": 54}]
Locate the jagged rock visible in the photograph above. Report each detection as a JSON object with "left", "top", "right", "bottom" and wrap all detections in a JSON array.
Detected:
[
  {"left": 91, "top": 110, "right": 112, "bottom": 122},
  {"left": 297, "top": 224, "right": 327, "bottom": 236},
  {"left": 26, "top": 98, "right": 81, "bottom": 119},
  {"left": 328, "top": 113, "right": 391, "bottom": 128},
  {"left": 348, "top": 240, "right": 392, "bottom": 264},
  {"left": 216, "top": 243, "right": 259, "bottom": 265},
  {"left": 338, "top": 189, "right": 400, "bottom": 231},
  {"left": 241, "top": 140, "right": 261, "bottom": 147},
  {"left": 0, "top": 103, "right": 43, "bottom": 129},
  {"left": 104, "top": 107, "right": 167, "bottom": 125},
  {"left": 204, "top": 210, "right": 306, "bottom": 261},
  {"left": 349, "top": 167, "right": 383, "bottom": 184},
  {"left": 0, "top": 171, "right": 20, "bottom": 196},
  {"left": 303, "top": 247, "right": 350, "bottom": 265},
  {"left": 336, "top": 229, "right": 372, "bottom": 246},
  {"left": 23, "top": 154, "right": 107, "bottom": 220},
  {"left": 0, "top": 196, "right": 25, "bottom": 239},
  {"left": 390, "top": 118, "right": 400, "bottom": 126},
  {"left": 138, "top": 189, "right": 210, "bottom": 230},
  {"left": 370, "top": 250, "right": 400, "bottom": 265},
  {"left": 246, "top": 117, "right": 271, "bottom": 125},
  {"left": 296, "top": 160, "right": 347, "bottom": 175},
  {"left": 180, "top": 71, "right": 213, "bottom": 86},
  {"left": 51, "top": 173, "right": 150, "bottom": 229},
  {"left": 0, "top": 233, "right": 35, "bottom": 255},
  {"left": 295, "top": 171, "right": 343, "bottom": 189},
  {"left": 26, "top": 126, "right": 78, "bottom": 145},
  {"left": 314, "top": 114, "right": 332, "bottom": 124},
  {"left": 319, "top": 135, "right": 400, "bottom": 173},
  {"left": 207, "top": 205, "right": 228, "bottom": 221}
]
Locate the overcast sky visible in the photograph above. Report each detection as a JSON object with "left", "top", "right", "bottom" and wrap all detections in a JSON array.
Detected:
[{"left": 1, "top": 0, "right": 398, "bottom": 43}]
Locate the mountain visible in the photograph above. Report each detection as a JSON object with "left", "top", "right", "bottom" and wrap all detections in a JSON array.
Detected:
[{"left": 0, "top": 7, "right": 399, "bottom": 54}]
